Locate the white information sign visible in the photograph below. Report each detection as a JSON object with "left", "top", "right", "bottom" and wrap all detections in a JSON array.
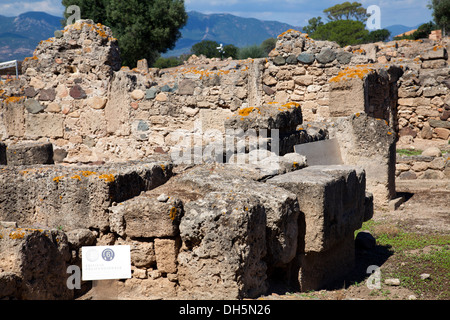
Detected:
[{"left": 82, "top": 245, "right": 131, "bottom": 281}]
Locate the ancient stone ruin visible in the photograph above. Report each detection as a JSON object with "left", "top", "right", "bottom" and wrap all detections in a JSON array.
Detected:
[{"left": 0, "top": 21, "right": 449, "bottom": 300}]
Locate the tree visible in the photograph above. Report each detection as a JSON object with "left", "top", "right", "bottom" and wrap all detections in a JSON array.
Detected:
[
  {"left": 323, "top": 2, "right": 369, "bottom": 22},
  {"left": 428, "top": 0, "right": 450, "bottom": 36},
  {"left": 238, "top": 45, "right": 266, "bottom": 59},
  {"left": 191, "top": 40, "right": 221, "bottom": 58},
  {"left": 394, "top": 22, "right": 437, "bottom": 40},
  {"left": 363, "top": 29, "right": 391, "bottom": 43},
  {"left": 61, "top": 0, "right": 188, "bottom": 67},
  {"left": 260, "top": 38, "right": 277, "bottom": 55},
  {"left": 153, "top": 56, "right": 182, "bottom": 69},
  {"left": 312, "top": 20, "right": 369, "bottom": 46},
  {"left": 223, "top": 44, "right": 239, "bottom": 59},
  {"left": 303, "top": 17, "right": 324, "bottom": 35}
]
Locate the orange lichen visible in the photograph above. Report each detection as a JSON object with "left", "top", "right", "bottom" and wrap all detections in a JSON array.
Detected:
[
  {"left": 98, "top": 174, "right": 115, "bottom": 183},
  {"left": 71, "top": 175, "right": 82, "bottom": 181},
  {"left": 238, "top": 107, "right": 260, "bottom": 117},
  {"left": 80, "top": 171, "right": 97, "bottom": 177},
  {"left": 329, "top": 65, "right": 375, "bottom": 83},
  {"left": 53, "top": 176, "right": 65, "bottom": 183},
  {"left": 277, "top": 29, "right": 302, "bottom": 38},
  {"left": 169, "top": 207, "right": 178, "bottom": 221},
  {"left": 4, "top": 96, "right": 24, "bottom": 104}
]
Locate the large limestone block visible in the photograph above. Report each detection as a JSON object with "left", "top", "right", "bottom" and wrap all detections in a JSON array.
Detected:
[
  {"left": 109, "top": 195, "right": 183, "bottom": 238},
  {"left": 6, "top": 142, "right": 54, "bottom": 166},
  {"left": 225, "top": 102, "right": 303, "bottom": 133},
  {"left": 177, "top": 191, "right": 267, "bottom": 299},
  {"left": 328, "top": 113, "right": 397, "bottom": 203},
  {"left": 0, "top": 159, "right": 173, "bottom": 232},
  {"left": 267, "top": 165, "right": 366, "bottom": 253},
  {"left": 0, "top": 226, "right": 72, "bottom": 300},
  {"left": 25, "top": 113, "right": 64, "bottom": 138},
  {"left": 175, "top": 164, "right": 300, "bottom": 267}
]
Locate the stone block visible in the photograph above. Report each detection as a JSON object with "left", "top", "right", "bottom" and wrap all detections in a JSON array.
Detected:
[
  {"left": 267, "top": 165, "right": 366, "bottom": 253},
  {"left": 225, "top": 102, "right": 303, "bottom": 133},
  {"left": 24, "top": 98, "right": 45, "bottom": 114},
  {"left": 25, "top": 113, "right": 64, "bottom": 139},
  {"left": 6, "top": 142, "right": 54, "bottom": 166},
  {"left": 109, "top": 195, "right": 183, "bottom": 238},
  {"left": 154, "top": 238, "right": 180, "bottom": 274},
  {"left": 329, "top": 78, "right": 365, "bottom": 117},
  {"left": 0, "top": 226, "right": 72, "bottom": 299},
  {"left": 175, "top": 164, "right": 300, "bottom": 268},
  {"left": 130, "top": 241, "right": 156, "bottom": 268},
  {"left": 177, "top": 191, "right": 268, "bottom": 299},
  {"left": 0, "top": 159, "right": 173, "bottom": 232}
]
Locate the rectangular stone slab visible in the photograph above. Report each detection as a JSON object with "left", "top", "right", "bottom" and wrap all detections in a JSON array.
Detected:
[
  {"left": 267, "top": 165, "right": 366, "bottom": 253},
  {"left": 0, "top": 159, "right": 173, "bottom": 232}
]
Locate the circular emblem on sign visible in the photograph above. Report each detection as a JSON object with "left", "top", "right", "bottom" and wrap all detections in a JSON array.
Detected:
[
  {"left": 86, "top": 248, "right": 99, "bottom": 262},
  {"left": 102, "top": 248, "right": 115, "bottom": 261}
]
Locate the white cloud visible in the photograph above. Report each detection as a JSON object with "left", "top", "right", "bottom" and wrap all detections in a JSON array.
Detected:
[{"left": 0, "top": 0, "right": 64, "bottom": 17}]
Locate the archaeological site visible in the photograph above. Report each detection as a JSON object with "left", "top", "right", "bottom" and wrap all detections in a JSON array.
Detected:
[{"left": 0, "top": 20, "right": 449, "bottom": 300}]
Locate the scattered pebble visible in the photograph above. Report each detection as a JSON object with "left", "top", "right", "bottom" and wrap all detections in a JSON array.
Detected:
[
  {"left": 420, "top": 273, "right": 431, "bottom": 280},
  {"left": 157, "top": 194, "right": 169, "bottom": 202},
  {"left": 384, "top": 278, "right": 401, "bottom": 286}
]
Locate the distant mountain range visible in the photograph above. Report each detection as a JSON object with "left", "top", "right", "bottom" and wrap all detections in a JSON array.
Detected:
[{"left": 0, "top": 10, "right": 423, "bottom": 62}]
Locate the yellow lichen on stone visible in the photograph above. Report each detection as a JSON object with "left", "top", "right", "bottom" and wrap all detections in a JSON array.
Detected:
[
  {"left": 98, "top": 174, "right": 115, "bottom": 183},
  {"left": 329, "top": 65, "right": 375, "bottom": 83}
]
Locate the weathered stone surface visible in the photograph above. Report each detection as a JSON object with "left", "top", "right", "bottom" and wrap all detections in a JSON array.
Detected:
[
  {"left": 267, "top": 165, "right": 367, "bottom": 253},
  {"left": 225, "top": 102, "right": 303, "bottom": 133},
  {"left": 336, "top": 51, "right": 353, "bottom": 64},
  {"left": 5, "top": 142, "right": 54, "bottom": 166},
  {"left": 24, "top": 98, "right": 45, "bottom": 114},
  {"left": 0, "top": 227, "right": 72, "bottom": 300},
  {"left": 130, "top": 89, "right": 145, "bottom": 100},
  {"left": 174, "top": 164, "right": 300, "bottom": 268},
  {"left": 0, "top": 159, "right": 173, "bottom": 232},
  {"left": 328, "top": 113, "right": 397, "bottom": 204},
  {"left": 154, "top": 238, "right": 180, "bottom": 274},
  {"left": 178, "top": 191, "right": 267, "bottom": 299},
  {"left": 421, "top": 146, "right": 442, "bottom": 157},
  {"left": 429, "top": 119, "right": 450, "bottom": 129},
  {"left": 69, "top": 85, "right": 87, "bottom": 99},
  {"left": 25, "top": 113, "right": 64, "bottom": 138},
  {"left": 296, "top": 233, "right": 355, "bottom": 292},
  {"left": 130, "top": 241, "right": 156, "bottom": 268},
  {"left": 297, "top": 52, "right": 315, "bottom": 64},
  {"left": 316, "top": 47, "right": 336, "bottom": 64},
  {"left": 109, "top": 195, "right": 183, "bottom": 238},
  {"left": 66, "top": 228, "right": 96, "bottom": 250},
  {"left": 38, "top": 88, "right": 56, "bottom": 101},
  {"left": 178, "top": 79, "right": 196, "bottom": 95},
  {"left": 273, "top": 56, "right": 286, "bottom": 66}
]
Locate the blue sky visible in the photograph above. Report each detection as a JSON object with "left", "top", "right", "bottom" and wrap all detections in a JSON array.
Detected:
[{"left": 0, "top": 0, "right": 433, "bottom": 28}]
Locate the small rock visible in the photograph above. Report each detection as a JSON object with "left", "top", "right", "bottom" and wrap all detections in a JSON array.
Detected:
[
  {"left": 420, "top": 273, "right": 431, "bottom": 280},
  {"left": 421, "top": 147, "right": 442, "bottom": 157},
  {"left": 384, "top": 278, "right": 400, "bottom": 286},
  {"left": 408, "top": 295, "right": 417, "bottom": 300},
  {"left": 273, "top": 56, "right": 286, "bottom": 66},
  {"left": 316, "top": 47, "right": 336, "bottom": 64},
  {"left": 130, "top": 89, "right": 145, "bottom": 100},
  {"left": 24, "top": 98, "right": 45, "bottom": 114},
  {"left": 69, "top": 84, "right": 87, "bottom": 99},
  {"left": 297, "top": 52, "right": 315, "bottom": 64},
  {"left": 157, "top": 194, "right": 169, "bottom": 202}
]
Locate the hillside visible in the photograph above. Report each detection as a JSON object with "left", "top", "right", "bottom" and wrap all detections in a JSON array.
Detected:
[{"left": 0, "top": 11, "right": 62, "bottom": 62}]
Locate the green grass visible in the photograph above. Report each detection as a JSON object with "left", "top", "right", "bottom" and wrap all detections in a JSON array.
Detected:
[
  {"left": 356, "top": 220, "right": 450, "bottom": 299},
  {"left": 396, "top": 149, "right": 423, "bottom": 157}
]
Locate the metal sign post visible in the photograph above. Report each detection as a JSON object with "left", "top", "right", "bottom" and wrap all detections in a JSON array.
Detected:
[{"left": 0, "top": 60, "right": 19, "bottom": 78}]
